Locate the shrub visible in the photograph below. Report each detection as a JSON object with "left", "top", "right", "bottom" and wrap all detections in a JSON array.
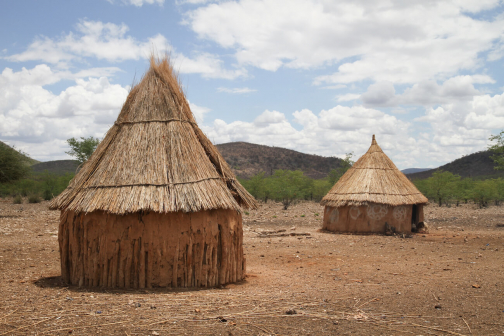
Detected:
[
  {"left": 28, "top": 194, "right": 42, "bottom": 203},
  {"left": 43, "top": 189, "right": 53, "bottom": 201},
  {"left": 13, "top": 195, "right": 23, "bottom": 204}
]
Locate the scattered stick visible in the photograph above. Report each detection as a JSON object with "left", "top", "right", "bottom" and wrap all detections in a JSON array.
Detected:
[
  {"left": 257, "top": 232, "right": 311, "bottom": 238},
  {"left": 243, "top": 322, "right": 276, "bottom": 335},
  {"left": 357, "top": 297, "right": 379, "bottom": 308},
  {"left": 0, "top": 310, "right": 18, "bottom": 322},
  {"left": 42, "top": 320, "right": 131, "bottom": 334},
  {"left": 461, "top": 317, "right": 471, "bottom": 334},
  {"left": 410, "top": 322, "right": 467, "bottom": 336},
  {"left": 0, "top": 317, "right": 56, "bottom": 336}
]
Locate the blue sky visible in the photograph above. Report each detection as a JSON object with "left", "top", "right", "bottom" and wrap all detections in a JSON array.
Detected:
[{"left": 1, "top": 0, "right": 504, "bottom": 169}]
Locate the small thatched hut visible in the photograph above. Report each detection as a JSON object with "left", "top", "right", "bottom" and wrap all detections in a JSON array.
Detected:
[
  {"left": 50, "top": 57, "right": 257, "bottom": 288},
  {"left": 320, "top": 135, "right": 427, "bottom": 234}
]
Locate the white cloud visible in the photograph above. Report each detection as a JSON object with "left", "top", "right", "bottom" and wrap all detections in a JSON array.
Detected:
[
  {"left": 217, "top": 87, "right": 257, "bottom": 94},
  {"left": 201, "top": 88, "right": 504, "bottom": 169},
  {"left": 361, "top": 75, "right": 496, "bottom": 107},
  {"left": 336, "top": 93, "right": 360, "bottom": 102},
  {"left": 7, "top": 20, "right": 245, "bottom": 80},
  {"left": 0, "top": 65, "right": 129, "bottom": 160},
  {"left": 188, "top": 101, "right": 211, "bottom": 124},
  {"left": 7, "top": 20, "right": 169, "bottom": 64},
  {"left": 186, "top": 0, "right": 504, "bottom": 84},
  {"left": 202, "top": 106, "right": 420, "bottom": 167},
  {"left": 172, "top": 52, "right": 247, "bottom": 79}
]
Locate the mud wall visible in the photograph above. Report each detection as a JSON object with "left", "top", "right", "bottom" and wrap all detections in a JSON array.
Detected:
[
  {"left": 322, "top": 203, "right": 424, "bottom": 234},
  {"left": 58, "top": 209, "right": 244, "bottom": 289}
]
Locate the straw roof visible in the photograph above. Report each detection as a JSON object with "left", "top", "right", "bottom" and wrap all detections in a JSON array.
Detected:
[
  {"left": 321, "top": 135, "right": 428, "bottom": 207},
  {"left": 50, "top": 57, "right": 257, "bottom": 214}
]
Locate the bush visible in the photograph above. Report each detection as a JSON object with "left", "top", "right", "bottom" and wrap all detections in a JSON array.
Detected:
[
  {"left": 13, "top": 195, "right": 23, "bottom": 204},
  {"left": 28, "top": 194, "right": 42, "bottom": 203},
  {"left": 43, "top": 189, "right": 53, "bottom": 201}
]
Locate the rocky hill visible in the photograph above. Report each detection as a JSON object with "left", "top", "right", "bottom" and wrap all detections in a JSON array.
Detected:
[
  {"left": 406, "top": 150, "right": 504, "bottom": 180},
  {"left": 31, "top": 160, "right": 79, "bottom": 175},
  {"left": 215, "top": 142, "right": 343, "bottom": 179},
  {"left": 0, "top": 141, "right": 39, "bottom": 166}
]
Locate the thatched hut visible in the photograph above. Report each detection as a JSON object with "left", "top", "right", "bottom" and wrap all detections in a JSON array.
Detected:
[
  {"left": 320, "top": 135, "right": 427, "bottom": 234},
  {"left": 50, "top": 57, "right": 257, "bottom": 288}
]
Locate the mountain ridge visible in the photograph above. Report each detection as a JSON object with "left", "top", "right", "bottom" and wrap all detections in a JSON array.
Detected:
[{"left": 405, "top": 150, "right": 503, "bottom": 180}]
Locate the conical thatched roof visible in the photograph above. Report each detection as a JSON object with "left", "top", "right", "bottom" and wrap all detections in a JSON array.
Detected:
[
  {"left": 50, "top": 57, "right": 257, "bottom": 214},
  {"left": 321, "top": 135, "right": 428, "bottom": 207}
]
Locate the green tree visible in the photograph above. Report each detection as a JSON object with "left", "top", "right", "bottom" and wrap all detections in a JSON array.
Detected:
[
  {"left": 241, "top": 172, "right": 267, "bottom": 201},
  {"left": 454, "top": 178, "right": 474, "bottom": 205},
  {"left": 425, "top": 171, "right": 460, "bottom": 206},
  {"left": 489, "top": 131, "right": 504, "bottom": 170},
  {"left": 328, "top": 153, "right": 354, "bottom": 185},
  {"left": 494, "top": 178, "right": 504, "bottom": 206},
  {"left": 311, "top": 179, "right": 332, "bottom": 202},
  {"left": 66, "top": 136, "right": 100, "bottom": 164},
  {"left": 270, "top": 170, "right": 309, "bottom": 210},
  {"left": 0, "top": 144, "right": 30, "bottom": 183},
  {"left": 471, "top": 179, "right": 498, "bottom": 208}
]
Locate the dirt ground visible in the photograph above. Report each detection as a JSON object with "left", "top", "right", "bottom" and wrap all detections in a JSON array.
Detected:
[{"left": 1, "top": 199, "right": 503, "bottom": 335}]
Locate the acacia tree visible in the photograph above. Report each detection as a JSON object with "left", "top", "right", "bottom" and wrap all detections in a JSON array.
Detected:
[
  {"left": 270, "top": 170, "right": 309, "bottom": 210},
  {"left": 0, "top": 143, "right": 30, "bottom": 183},
  {"left": 66, "top": 137, "right": 100, "bottom": 164},
  {"left": 426, "top": 171, "right": 460, "bottom": 206},
  {"left": 328, "top": 153, "right": 354, "bottom": 185},
  {"left": 471, "top": 179, "right": 498, "bottom": 208},
  {"left": 489, "top": 131, "right": 504, "bottom": 170}
]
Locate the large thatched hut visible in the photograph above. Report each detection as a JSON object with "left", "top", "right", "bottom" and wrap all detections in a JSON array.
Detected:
[
  {"left": 320, "top": 135, "right": 427, "bottom": 234},
  {"left": 50, "top": 57, "right": 257, "bottom": 289}
]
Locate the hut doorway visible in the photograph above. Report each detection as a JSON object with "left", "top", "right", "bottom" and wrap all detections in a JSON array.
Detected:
[
  {"left": 411, "top": 204, "right": 420, "bottom": 232},
  {"left": 411, "top": 204, "right": 418, "bottom": 225}
]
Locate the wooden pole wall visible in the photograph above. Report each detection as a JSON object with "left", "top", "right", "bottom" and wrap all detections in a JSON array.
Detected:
[{"left": 58, "top": 209, "right": 244, "bottom": 288}]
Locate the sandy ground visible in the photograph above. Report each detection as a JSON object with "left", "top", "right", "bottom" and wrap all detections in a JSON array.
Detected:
[{"left": 0, "top": 199, "right": 503, "bottom": 335}]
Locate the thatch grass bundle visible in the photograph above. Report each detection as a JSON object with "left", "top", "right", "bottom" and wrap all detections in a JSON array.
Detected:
[
  {"left": 321, "top": 135, "right": 428, "bottom": 207},
  {"left": 50, "top": 57, "right": 257, "bottom": 214}
]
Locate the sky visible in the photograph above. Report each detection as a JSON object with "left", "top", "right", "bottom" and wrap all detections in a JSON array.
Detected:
[{"left": 1, "top": 0, "right": 504, "bottom": 170}]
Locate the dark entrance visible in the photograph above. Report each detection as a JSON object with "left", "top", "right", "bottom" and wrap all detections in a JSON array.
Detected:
[{"left": 411, "top": 204, "right": 418, "bottom": 231}]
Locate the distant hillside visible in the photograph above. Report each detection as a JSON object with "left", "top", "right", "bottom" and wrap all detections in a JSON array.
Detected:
[
  {"left": 401, "top": 168, "right": 431, "bottom": 175},
  {"left": 0, "top": 140, "right": 39, "bottom": 166},
  {"left": 215, "top": 142, "right": 343, "bottom": 179},
  {"left": 406, "top": 150, "right": 504, "bottom": 180},
  {"left": 31, "top": 160, "right": 79, "bottom": 175}
]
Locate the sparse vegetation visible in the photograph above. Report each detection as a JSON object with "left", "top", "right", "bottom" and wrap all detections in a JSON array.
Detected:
[
  {"left": 0, "top": 143, "right": 31, "bottom": 183},
  {"left": 12, "top": 195, "right": 22, "bottom": 204},
  {"left": 28, "top": 194, "right": 42, "bottom": 203},
  {"left": 0, "top": 172, "right": 74, "bottom": 200},
  {"left": 66, "top": 136, "right": 100, "bottom": 164},
  {"left": 489, "top": 130, "right": 504, "bottom": 170},
  {"left": 414, "top": 173, "right": 504, "bottom": 208}
]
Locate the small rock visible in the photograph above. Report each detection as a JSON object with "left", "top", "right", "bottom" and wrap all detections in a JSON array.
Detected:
[
  {"left": 134, "top": 302, "right": 141, "bottom": 308},
  {"left": 285, "top": 309, "right": 297, "bottom": 315},
  {"left": 290, "top": 227, "right": 296, "bottom": 230},
  {"left": 435, "top": 305, "right": 442, "bottom": 309},
  {"left": 152, "top": 332, "right": 160, "bottom": 336}
]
